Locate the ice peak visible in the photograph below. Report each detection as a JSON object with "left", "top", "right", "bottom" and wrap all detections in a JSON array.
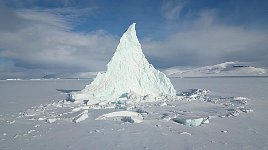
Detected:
[
  {"left": 119, "top": 23, "right": 139, "bottom": 45},
  {"left": 111, "top": 23, "right": 143, "bottom": 66},
  {"left": 71, "top": 23, "right": 176, "bottom": 102},
  {"left": 127, "top": 23, "right": 137, "bottom": 36}
]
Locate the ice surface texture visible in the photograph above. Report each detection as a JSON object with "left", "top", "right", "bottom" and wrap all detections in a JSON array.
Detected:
[{"left": 71, "top": 23, "right": 176, "bottom": 102}]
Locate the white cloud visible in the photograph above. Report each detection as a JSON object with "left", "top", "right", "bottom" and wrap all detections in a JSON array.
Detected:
[
  {"left": 17, "top": 10, "right": 70, "bottom": 30},
  {"left": 195, "top": 9, "right": 218, "bottom": 28},
  {"left": 0, "top": 6, "right": 118, "bottom": 79},
  {"left": 142, "top": 9, "right": 268, "bottom": 67},
  {"left": 162, "top": 0, "right": 188, "bottom": 20}
]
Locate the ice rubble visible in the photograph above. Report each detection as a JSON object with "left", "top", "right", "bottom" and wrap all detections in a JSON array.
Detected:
[
  {"left": 19, "top": 88, "right": 253, "bottom": 127},
  {"left": 71, "top": 23, "right": 176, "bottom": 103}
]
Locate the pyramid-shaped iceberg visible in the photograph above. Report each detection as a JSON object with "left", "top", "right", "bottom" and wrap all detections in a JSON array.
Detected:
[{"left": 71, "top": 23, "right": 176, "bottom": 103}]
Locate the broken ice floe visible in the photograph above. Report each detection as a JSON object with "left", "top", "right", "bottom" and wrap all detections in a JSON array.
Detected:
[
  {"left": 177, "top": 89, "right": 209, "bottom": 100},
  {"left": 160, "top": 111, "right": 210, "bottom": 127},
  {"left": 18, "top": 89, "right": 253, "bottom": 127}
]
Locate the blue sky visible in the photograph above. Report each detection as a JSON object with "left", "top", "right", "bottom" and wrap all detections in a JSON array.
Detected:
[{"left": 0, "top": 0, "right": 267, "bottom": 79}]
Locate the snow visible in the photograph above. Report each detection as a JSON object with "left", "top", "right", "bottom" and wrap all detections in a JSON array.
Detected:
[
  {"left": 0, "top": 78, "right": 267, "bottom": 149},
  {"left": 164, "top": 61, "right": 268, "bottom": 77},
  {"left": 71, "top": 23, "right": 176, "bottom": 102}
]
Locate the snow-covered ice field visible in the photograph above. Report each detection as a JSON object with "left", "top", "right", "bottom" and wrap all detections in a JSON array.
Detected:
[{"left": 0, "top": 77, "right": 268, "bottom": 150}]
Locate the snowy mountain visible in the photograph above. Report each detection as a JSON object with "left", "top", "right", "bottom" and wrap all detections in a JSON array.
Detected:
[
  {"left": 41, "top": 62, "right": 267, "bottom": 79},
  {"left": 71, "top": 23, "right": 176, "bottom": 103},
  {"left": 164, "top": 61, "right": 268, "bottom": 77}
]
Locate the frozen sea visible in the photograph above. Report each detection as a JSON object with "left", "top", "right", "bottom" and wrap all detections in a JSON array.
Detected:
[{"left": 0, "top": 77, "right": 268, "bottom": 150}]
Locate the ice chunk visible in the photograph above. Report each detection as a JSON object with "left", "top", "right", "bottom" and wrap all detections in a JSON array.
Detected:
[
  {"left": 121, "top": 116, "right": 142, "bottom": 123},
  {"left": 240, "top": 108, "right": 254, "bottom": 113},
  {"left": 159, "top": 102, "right": 167, "bottom": 106},
  {"left": 221, "top": 130, "right": 228, "bottom": 133},
  {"left": 46, "top": 118, "right": 58, "bottom": 123},
  {"left": 177, "top": 89, "right": 209, "bottom": 99},
  {"left": 27, "top": 130, "right": 35, "bottom": 134},
  {"left": 173, "top": 116, "right": 209, "bottom": 127},
  {"left": 72, "top": 110, "right": 89, "bottom": 123},
  {"left": 71, "top": 23, "right": 176, "bottom": 103},
  {"left": 95, "top": 111, "right": 143, "bottom": 123},
  {"left": 179, "top": 132, "right": 192, "bottom": 135}
]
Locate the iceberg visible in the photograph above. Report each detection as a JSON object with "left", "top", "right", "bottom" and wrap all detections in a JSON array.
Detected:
[{"left": 71, "top": 23, "right": 176, "bottom": 103}]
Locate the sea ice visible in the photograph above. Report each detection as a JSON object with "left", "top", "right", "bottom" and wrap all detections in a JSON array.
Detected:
[{"left": 0, "top": 77, "right": 261, "bottom": 150}]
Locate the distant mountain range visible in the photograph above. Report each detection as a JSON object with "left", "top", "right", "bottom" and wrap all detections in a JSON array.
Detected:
[
  {"left": 40, "top": 61, "right": 267, "bottom": 79},
  {"left": 163, "top": 61, "right": 268, "bottom": 78}
]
